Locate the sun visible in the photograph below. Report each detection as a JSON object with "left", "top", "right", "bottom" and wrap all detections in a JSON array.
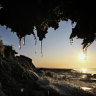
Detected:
[{"left": 79, "top": 53, "right": 86, "bottom": 60}]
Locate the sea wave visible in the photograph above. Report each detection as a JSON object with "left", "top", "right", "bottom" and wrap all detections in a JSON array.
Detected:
[{"left": 37, "top": 68, "right": 96, "bottom": 96}]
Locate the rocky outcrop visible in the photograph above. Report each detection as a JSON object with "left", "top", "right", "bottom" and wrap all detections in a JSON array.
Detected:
[
  {"left": 0, "top": 55, "right": 38, "bottom": 96},
  {"left": 0, "top": 41, "right": 17, "bottom": 58},
  {"left": 0, "top": 40, "right": 61, "bottom": 96},
  {"left": 0, "top": 54, "right": 61, "bottom": 96}
]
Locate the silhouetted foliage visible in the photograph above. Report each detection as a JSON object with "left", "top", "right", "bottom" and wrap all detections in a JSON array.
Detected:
[{"left": 0, "top": 0, "right": 96, "bottom": 49}]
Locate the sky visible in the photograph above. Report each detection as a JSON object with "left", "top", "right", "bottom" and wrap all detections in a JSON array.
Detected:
[{"left": 0, "top": 20, "right": 96, "bottom": 69}]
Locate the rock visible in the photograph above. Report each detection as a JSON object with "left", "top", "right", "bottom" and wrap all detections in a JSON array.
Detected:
[
  {"left": 45, "top": 71, "right": 54, "bottom": 77},
  {"left": 0, "top": 53, "right": 41, "bottom": 96},
  {"left": 0, "top": 89, "right": 7, "bottom": 96},
  {"left": 31, "top": 90, "right": 46, "bottom": 96},
  {"left": 16, "top": 55, "right": 36, "bottom": 70},
  {"left": 20, "top": 55, "right": 32, "bottom": 62},
  {"left": 93, "top": 74, "right": 96, "bottom": 78},
  {"left": 0, "top": 82, "right": 2, "bottom": 89},
  {"left": 0, "top": 44, "right": 61, "bottom": 96}
]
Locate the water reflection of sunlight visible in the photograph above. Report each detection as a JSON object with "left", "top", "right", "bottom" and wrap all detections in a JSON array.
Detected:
[
  {"left": 81, "top": 87, "right": 92, "bottom": 91},
  {"left": 82, "top": 75, "right": 87, "bottom": 79},
  {"left": 81, "top": 68, "right": 87, "bottom": 73}
]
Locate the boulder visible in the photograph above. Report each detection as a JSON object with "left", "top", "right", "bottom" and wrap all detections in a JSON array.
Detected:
[{"left": 0, "top": 54, "right": 41, "bottom": 96}]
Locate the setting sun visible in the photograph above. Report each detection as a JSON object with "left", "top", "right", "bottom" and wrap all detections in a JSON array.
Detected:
[{"left": 79, "top": 53, "right": 86, "bottom": 60}]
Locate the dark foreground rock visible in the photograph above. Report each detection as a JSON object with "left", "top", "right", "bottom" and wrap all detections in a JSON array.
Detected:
[{"left": 0, "top": 55, "right": 60, "bottom": 96}]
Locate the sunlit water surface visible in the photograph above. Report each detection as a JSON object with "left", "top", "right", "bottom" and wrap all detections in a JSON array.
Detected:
[{"left": 74, "top": 68, "right": 96, "bottom": 74}]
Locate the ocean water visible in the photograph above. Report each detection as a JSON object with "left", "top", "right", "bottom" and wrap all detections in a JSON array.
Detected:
[
  {"left": 74, "top": 68, "right": 96, "bottom": 74},
  {"left": 39, "top": 68, "right": 96, "bottom": 96}
]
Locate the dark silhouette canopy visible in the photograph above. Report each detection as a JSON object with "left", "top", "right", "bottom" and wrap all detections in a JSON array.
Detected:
[{"left": 0, "top": 0, "right": 96, "bottom": 50}]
